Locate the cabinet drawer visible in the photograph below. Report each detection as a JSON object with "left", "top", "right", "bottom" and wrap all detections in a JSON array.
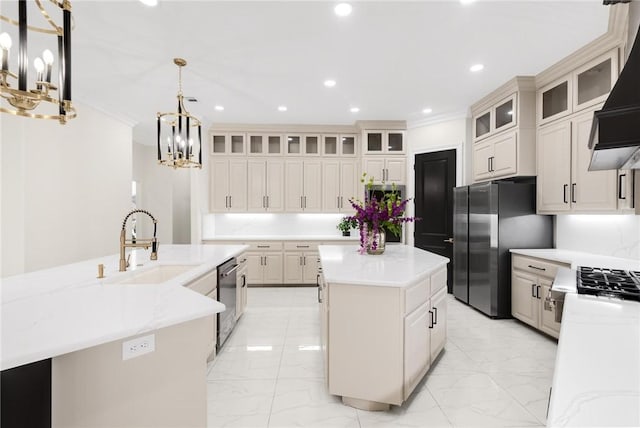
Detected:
[
  {"left": 405, "top": 277, "right": 430, "bottom": 315},
  {"left": 284, "top": 241, "right": 319, "bottom": 251},
  {"left": 187, "top": 269, "right": 218, "bottom": 296},
  {"left": 430, "top": 267, "right": 447, "bottom": 296},
  {"left": 248, "top": 242, "right": 283, "bottom": 251},
  {"left": 237, "top": 252, "right": 249, "bottom": 265},
  {"left": 512, "top": 255, "right": 568, "bottom": 279}
]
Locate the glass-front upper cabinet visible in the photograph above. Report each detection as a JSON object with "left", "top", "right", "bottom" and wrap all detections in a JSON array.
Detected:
[
  {"left": 494, "top": 94, "right": 517, "bottom": 132},
  {"left": 573, "top": 50, "right": 618, "bottom": 112},
  {"left": 539, "top": 78, "right": 571, "bottom": 125},
  {"left": 363, "top": 131, "right": 405, "bottom": 154},
  {"left": 211, "top": 133, "right": 246, "bottom": 155},
  {"left": 323, "top": 135, "right": 339, "bottom": 156},
  {"left": 304, "top": 135, "right": 320, "bottom": 155},
  {"left": 340, "top": 134, "right": 357, "bottom": 156},
  {"left": 286, "top": 135, "right": 302, "bottom": 155},
  {"left": 474, "top": 111, "right": 491, "bottom": 141},
  {"left": 248, "top": 134, "right": 282, "bottom": 155}
]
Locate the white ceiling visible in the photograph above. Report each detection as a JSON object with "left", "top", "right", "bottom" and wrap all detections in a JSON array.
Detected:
[{"left": 3, "top": 1, "right": 612, "bottom": 144}]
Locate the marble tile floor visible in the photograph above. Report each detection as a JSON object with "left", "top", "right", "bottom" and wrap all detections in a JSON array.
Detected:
[{"left": 207, "top": 287, "right": 557, "bottom": 428}]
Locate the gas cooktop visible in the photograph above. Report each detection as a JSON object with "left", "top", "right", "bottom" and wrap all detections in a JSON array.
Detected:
[{"left": 577, "top": 266, "right": 640, "bottom": 302}]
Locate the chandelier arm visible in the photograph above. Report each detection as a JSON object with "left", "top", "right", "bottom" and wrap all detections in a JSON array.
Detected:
[{"left": 36, "top": 0, "right": 63, "bottom": 34}]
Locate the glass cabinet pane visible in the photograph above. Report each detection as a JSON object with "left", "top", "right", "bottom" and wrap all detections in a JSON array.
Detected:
[
  {"left": 388, "top": 132, "right": 403, "bottom": 152},
  {"left": 230, "top": 135, "right": 244, "bottom": 154},
  {"left": 305, "top": 136, "right": 319, "bottom": 155},
  {"left": 268, "top": 136, "right": 281, "bottom": 154},
  {"left": 577, "top": 58, "right": 611, "bottom": 106},
  {"left": 324, "top": 136, "right": 338, "bottom": 155},
  {"left": 287, "top": 136, "right": 301, "bottom": 154},
  {"left": 341, "top": 136, "right": 355, "bottom": 155},
  {"left": 250, "top": 135, "right": 263, "bottom": 154},
  {"left": 542, "top": 81, "right": 568, "bottom": 119},
  {"left": 495, "top": 100, "right": 514, "bottom": 130},
  {"left": 367, "top": 132, "right": 383, "bottom": 152},
  {"left": 212, "top": 135, "right": 226, "bottom": 153},
  {"left": 475, "top": 112, "right": 491, "bottom": 138}
]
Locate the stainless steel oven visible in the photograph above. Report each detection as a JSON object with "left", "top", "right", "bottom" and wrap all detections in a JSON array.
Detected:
[
  {"left": 365, "top": 184, "right": 406, "bottom": 243},
  {"left": 217, "top": 258, "right": 238, "bottom": 351}
]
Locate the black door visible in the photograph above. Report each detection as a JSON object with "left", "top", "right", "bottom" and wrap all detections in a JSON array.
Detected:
[{"left": 414, "top": 149, "right": 456, "bottom": 293}]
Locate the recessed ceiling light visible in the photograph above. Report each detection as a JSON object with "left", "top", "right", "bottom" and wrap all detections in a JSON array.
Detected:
[
  {"left": 470, "top": 63, "right": 484, "bottom": 72},
  {"left": 350, "top": 107, "right": 360, "bottom": 113},
  {"left": 214, "top": 105, "right": 224, "bottom": 111},
  {"left": 460, "top": 0, "right": 476, "bottom": 5},
  {"left": 278, "top": 106, "right": 287, "bottom": 112},
  {"left": 422, "top": 108, "right": 433, "bottom": 114},
  {"left": 334, "top": 3, "right": 352, "bottom": 17},
  {"left": 139, "top": 0, "right": 158, "bottom": 6},
  {"left": 324, "top": 79, "right": 336, "bottom": 88}
]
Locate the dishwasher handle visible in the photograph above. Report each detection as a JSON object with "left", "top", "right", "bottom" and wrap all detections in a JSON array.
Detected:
[{"left": 220, "top": 264, "right": 239, "bottom": 278}]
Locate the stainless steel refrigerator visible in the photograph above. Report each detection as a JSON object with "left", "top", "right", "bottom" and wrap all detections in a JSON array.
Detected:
[{"left": 453, "top": 181, "right": 553, "bottom": 318}]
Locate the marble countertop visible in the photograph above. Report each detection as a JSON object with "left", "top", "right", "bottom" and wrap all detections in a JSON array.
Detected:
[
  {"left": 547, "top": 293, "right": 640, "bottom": 427},
  {"left": 509, "top": 248, "right": 640, "bottom": 271},
  {"left": 203, "top": 235, "right": 360, "bottom": 241},
  {"left": 318, "top": 245, "right": 449, "bottom": 288},
  {"left": 1, "top": 244, "right": 248, "bottom": 371}
]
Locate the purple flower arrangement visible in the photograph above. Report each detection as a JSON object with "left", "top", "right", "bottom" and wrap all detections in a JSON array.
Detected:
[{"left": 345, "top": 174, "right": 419, "bottom": 254}]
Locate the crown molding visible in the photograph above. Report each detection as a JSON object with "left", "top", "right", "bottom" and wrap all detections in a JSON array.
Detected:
[{"left": 407, "top": 109, "right": 469, "bottom": 130}]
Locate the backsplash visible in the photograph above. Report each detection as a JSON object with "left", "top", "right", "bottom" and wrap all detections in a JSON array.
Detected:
[
  {"left": 201, "top": 213, "right": 347, "bottom": 239},
  {"left": 555, "top": 215, "right": 640, "bottom": 260}
]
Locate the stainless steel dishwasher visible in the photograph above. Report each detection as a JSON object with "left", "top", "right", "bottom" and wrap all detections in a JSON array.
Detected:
[{"left": 217, "top": 258, "right": 238, "bottom": 351}]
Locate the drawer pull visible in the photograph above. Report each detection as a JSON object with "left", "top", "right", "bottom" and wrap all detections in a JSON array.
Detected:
[
  {"left": 257, "top": 245, "right": 270, "bottom": 249},
  {"left": 296, "top": 245, "right": 310, "bottom": 248},
  {"left": 528, "top": 265, "right": 546, "bottom": 271}
]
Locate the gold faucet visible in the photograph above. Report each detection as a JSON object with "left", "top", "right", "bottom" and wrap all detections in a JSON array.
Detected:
[{"left": 119, "top": 209, "right": 158, "bottom": 272}]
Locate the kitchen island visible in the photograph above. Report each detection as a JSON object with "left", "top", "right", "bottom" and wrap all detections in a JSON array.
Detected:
[
  {"left": 1, "top": 244, "right": 247, "bottom": 428},
  {"left": 318, "top": 245, "right": 449, "bottom": 411}
]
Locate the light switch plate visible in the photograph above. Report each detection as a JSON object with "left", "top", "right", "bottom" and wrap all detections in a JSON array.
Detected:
[{"left": 122, "top": 334, "right": 155, "bottom": 360}]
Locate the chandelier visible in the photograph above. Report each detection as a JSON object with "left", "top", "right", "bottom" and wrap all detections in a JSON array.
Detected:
[
  {"left": 157, "top": 58, "right": 202, "bottom": 169},
  {"left": 0, "top": 0, "right": 75, "bottom": 124}
]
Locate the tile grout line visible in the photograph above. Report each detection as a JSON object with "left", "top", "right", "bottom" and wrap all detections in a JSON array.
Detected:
[{"left": 267, "top": 293, "right": 294, "bottom": 428}]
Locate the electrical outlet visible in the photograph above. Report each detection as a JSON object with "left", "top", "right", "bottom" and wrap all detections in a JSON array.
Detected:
[{"left": 122, "top": 334, "right": 155, "bottom": 360}]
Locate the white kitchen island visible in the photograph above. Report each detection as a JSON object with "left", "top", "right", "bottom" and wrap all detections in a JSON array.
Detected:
[
  {"left": 318, "top": 245, "right": 449, "bottom": 411},
  {"left": 1, "top": 244, "right": 247, "bottom": 428}
]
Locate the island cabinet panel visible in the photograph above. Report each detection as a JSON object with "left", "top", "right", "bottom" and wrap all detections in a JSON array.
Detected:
[
  {"left": 403, "top": 302, "right": 431, "bottom": 400},
  {"left": 52, "top": 317, "right": 213, "bottom": 428},
  {"left": 430, "top": 286, "right": 447, "bottom": 362},
  {"left": 328, "top": 284, "right": 405, "bottom": 406}
]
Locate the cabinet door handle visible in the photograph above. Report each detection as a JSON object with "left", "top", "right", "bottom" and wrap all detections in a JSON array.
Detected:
[
  {"left": 571, "top": 183, "right": 576, "bottom": 204},
  {"left": 528, "top": 265, "right": 546, "bottom": 271},
  {"left": 428, "top": 310, "right": 434, "bottom": 329},
  {"left": 619, "top": 174, "right": 626, "bottom": 200},
  {"left": 304, "top": 196, "right": 307, "bottom": 209},
  {"left": 531, "top": 284, "right": 536, "bottom": 298},
  {"left": 537, "top": 285, "right": 541, "bottom": 300},
  {"left": 491, "top": 157, "right": 494, "bottom": 172},
  {"left": 563, "top": 184, "right": 568, "bottom": 204},
  {"left": 229, "top": 195, "right": 232, "bottom": 207},
  {"left": 300, "top": 256, "right": 303, "bottom": 266},
  {"left": 433, "top": 307, "right": 438, "bottom": 325},
  {"left": 266, "top": 196, "right": 269, "bottom": 209},
  {"left": 264, "top": 256, "right": 267, "bottom": 266},
  {"left": 488, "top": 157, "right": 491, "bottom": 173},
  {"left": 303, "top": 256, "right": 306, "bottom": 266},
  {"left": 262, "top": 196, "right": 266, "bottom": 208},
  {"left": 341, "top": 196, "right": 344, "bottom": 209},
  {"left": 301, "top": 196, "right": 304, "bottom": 209},
  {"left": 337, "top": 196, "right": 340, "bottom": 208}
]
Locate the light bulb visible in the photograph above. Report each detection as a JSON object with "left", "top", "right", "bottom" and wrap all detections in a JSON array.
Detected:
[
  {"left": 176, "top": 135, "right": 181, "bottom": 142},
  {"left": 42, "top": 49, "right": 54, "bottom": 65},
  {"left": 34, "top": 57, "right": 44, "bottom": 72},
  {"left": 0, "top": 32, "right": 12, "bottom": 50}
]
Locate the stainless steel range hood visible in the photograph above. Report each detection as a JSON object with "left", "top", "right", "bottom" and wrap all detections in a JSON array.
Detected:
[{"left": 588, "top": 21, "right": 640, "bottom": 171}]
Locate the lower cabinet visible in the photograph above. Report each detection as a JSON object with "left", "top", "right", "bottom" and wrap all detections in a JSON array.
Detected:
[
  {"left": 246, "top": 252, "right": 283, "bottom": 285},
  {"left": 284, "top": 252, "right": 319, "bottom": 284},
  {"left": 236, "top": 254, "right": 248, "bottom": 320},
  {"left": 321, "top": 265, "right": 448, "bottom": 406},
  {"left": 511, "top": 254, "right": 569, "bottom": 339}
]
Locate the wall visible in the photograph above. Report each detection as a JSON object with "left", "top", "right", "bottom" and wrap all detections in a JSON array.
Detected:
[
  {"left": 405, "top": 117, "right": 469, "bottom": 246},
  {"left": 555, "top": 215, "right": 640, "bottom": 260},
  {"left": 1, "top": 103, "right": 132, "bottom": 277}
]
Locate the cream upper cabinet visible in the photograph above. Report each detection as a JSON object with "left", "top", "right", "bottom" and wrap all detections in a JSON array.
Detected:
[
  {"left": 211, "top": 133, "right": 246, "bottom": 155},
  {"left": 363, "top": 157, "right": 406, "bottom": 184},
  {"left": 247, "top": 159, "right": 284, "bottom": 212},
  {"left": 537, "top": 48, "right": 618, "bottom": 126},
  {"left": 284, "top": 160, "right": 322, "bottom": 212},
  {"left": 210, "top": 158, "right": 247, "bottom": 212},
  {"left": 322, "top": 134, "right": 358, "bottom": 157},
  {"left": 285, "top": 135, "right": 321, "bottom": 156},
  {"left": 248, "top": 134, "right": 283, "bottom": 156},
  {"left": 470, "top": 78, "right": 536, "bottom": 183},
  {"left": 304, "top": 135, "right": 321, "bottom": 156},
  {"left": 322, "top": 160, "right": 358, "bottom": 213},
  {"left": 537, "top": 109, "right": 618, "bottom": 214},
  {"left": 363, "top": 130, "right": 405, "bottom": 155}
]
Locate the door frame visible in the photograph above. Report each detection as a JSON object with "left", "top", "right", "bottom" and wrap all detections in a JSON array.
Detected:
[{"left": 407, "top": 142, "right": 465, "bottom": 247}]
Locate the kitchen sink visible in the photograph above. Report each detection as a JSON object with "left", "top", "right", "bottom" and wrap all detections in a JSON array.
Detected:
[{"left": 111, "top": 264, "right": 197, "bottom": 284}]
